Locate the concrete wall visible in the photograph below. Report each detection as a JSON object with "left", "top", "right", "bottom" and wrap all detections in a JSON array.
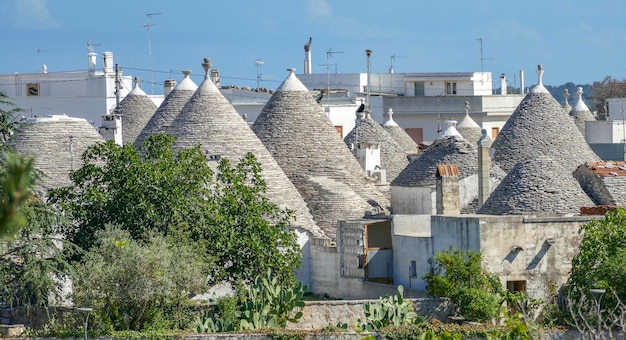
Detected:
[
  {"left": 586, "top": 120, "right": 626, "bottom": 144},
  {"left": 391, "top": 215, "right": 432, "bottom": 290},
  {"left": 390, "top": 186, "right": 435, "bottom": 214},
  {"left": 428, "top": 215, "right": 599, "bottom": 300},
  {"left": 310, "top": 242, "right": 340, "bottom": 297}
]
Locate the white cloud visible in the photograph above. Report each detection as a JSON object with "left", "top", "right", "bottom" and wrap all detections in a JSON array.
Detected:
[
  {"left": 305, "top": 0, "right": 411, "bottom": 40},
  {"left": 306, "top": 0, "right": 332, "bottom": 19},
  {"left": 13, "top": 0, "right": 59, "bottom": 30}
]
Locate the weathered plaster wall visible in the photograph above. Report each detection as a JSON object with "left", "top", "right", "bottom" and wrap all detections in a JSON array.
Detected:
[
  {"left": 390, "top": 186, "right": 434, "bottom": 214},
  {"left": 391, "top": 215, "right": 432, "bottom": 290}
]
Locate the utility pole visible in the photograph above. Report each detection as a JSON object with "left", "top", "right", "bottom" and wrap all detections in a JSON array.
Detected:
[
  {"left": 255, "top": 59, "right": 264, "bottom": 89},
  {"left": 476, "top": 38, "right": 493, "bottom": 74},
  {"left": 142, "top": 12, "right": 161, "bottom": 94}
]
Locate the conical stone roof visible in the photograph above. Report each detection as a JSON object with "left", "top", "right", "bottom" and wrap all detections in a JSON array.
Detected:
[
  {"left": 568, "top": 87, "right": 595, "bottom": 136},
  {"left": 382, "top": 108, "right": 418, "bottom": 155},
  {"left": 252, "top": 69, "right": 389, "bottom": 238},
  {"left": 117, "top": 78, "right": 157, "bottom": 147},
  {"left": 344, "top": 114, "right": 409, "bottom": 182},
  {"left": 167, "top": 59, "right": 323, "bottom": 238},
  {"left": 478, "top": 157, "right": 593, "bottom": 215},
  {"left": 134, "top": 71, "right": 197, "bottom": 149},
  {"left": 456, "top": 106, "right": 483, "bottom": 145},
  {"left": 491, "top": 65, "right": 600, "bottom": 173},
  {"left": 11, "top": 114, "right": 105, "bottom": 191},
  {"left": 392, "top": 135, "right": 506, "bottom": 187}
]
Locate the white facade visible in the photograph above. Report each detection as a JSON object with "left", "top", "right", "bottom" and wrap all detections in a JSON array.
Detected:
[
  {"left": 299, "top": 71, "right": 523, "bottom": 143},
  {"left": 0, "top": 52, "right": 132, "bottom": 126},
  {"left": 607, "top": 98, "right": 626, "bottom": 120}
]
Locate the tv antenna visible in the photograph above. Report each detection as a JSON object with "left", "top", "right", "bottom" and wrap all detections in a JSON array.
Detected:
[
  {"left": 477, "top": 38, "right": 493, "bottom": 73},
  {"left": 389, "top": 54, "right": 406, "bottom": 74},
  {"left": 86, "top": 40, "right": 101, "bottom": 53},
  {"left": 319, "top": 48, "right": 343, "bottom": 97},
  {"left": 142, "top": 12, "right": 162, "bottom": 94},
  {"left": 254, "top": 59, "right": 272, "bottom": 88}
]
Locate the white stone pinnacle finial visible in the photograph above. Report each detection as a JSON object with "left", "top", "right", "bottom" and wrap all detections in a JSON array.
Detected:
[
  {"left": 576, "top": 87, "right": 583, "bottom": 97},
  {"left": 536, "top": 64, "right": 544, "bottom": 86},
  {"left": 287, "top": 68, "right": 296, "bottom": 73},
  {"left": 464, "top": 101, "right": 470, "bottom": 115},
  {"left": 202, "top": 57, "right": 212, "bottom": 78},
  {"left": 387, "top": 108, "right": 393, "bottom": 117},
  {"left": 133, "top": 77, "right": 139, "bottom": 87},
  {"left": 564, "top": 88, "right": 570, "bottom": 105},
  {"left": 182, "top": 70, "right": 191, "bottom": 77}
]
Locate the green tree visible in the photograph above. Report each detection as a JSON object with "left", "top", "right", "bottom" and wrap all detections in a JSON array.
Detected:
[
  {"left": 0, "top": 151, "right": 38, "bottom": 241},
  {"left": 202, "top": 154, "right": 300, "bottom": 285},
  {"left": 423, "top": 247, "right": 504, "bottom": 322},
  {"left": 49, "top": 133, "right": 301, "bottom": 285},
  {"left": 0, "top": 91, "right": 26, "bottom": 148},
  {"left": 72, "top": 226, "right": 209, "bottom": 331},
  {"left": 568, "top": 208, "right": 626, "bottom": 304},
  {"left": 0, "top": 198, "right": 79, "bottom": 307}
]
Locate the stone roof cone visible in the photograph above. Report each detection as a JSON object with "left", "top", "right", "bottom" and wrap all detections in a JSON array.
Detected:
[
  {"left": 382, "top": 108, "right": 419, "bottom": 155},
  {"left": 134, "top": 70, "right": 197, "bottom": 149},
  {"left": 252, "top": 69, "right": 390, "bottom": 239},
  {"left": 344, "top": 111, "right": 409, "bottom": 182},
  {"left": 117, "top": 77, "right": 157, "bottom": 147},
  {"left": 392, "top": 134, "right": 506, "bottom": 187},
  {"left": 167, "top": 58, "right": 323, "bottom": 239},
  {"left": 491, "top": 65, "right": 600, "bottom": 173},
  {"left": 456, "top": 101, "right": 483, "bottom": 144},
  {"left": 12, "top": 114, "right": 105, "bottom": 191},
  {"left": 568, "top": 87, "right": 595, "bottom": 136},
  {"left": 478, "top": 157, "right": 594, "bottom": 215}
]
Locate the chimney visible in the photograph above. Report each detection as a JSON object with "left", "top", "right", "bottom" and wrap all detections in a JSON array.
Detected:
[
  {"left": 519, "top": 70, "right": 525, "bottom": 94},
  {"left": 102, "top": 51, "right": 114, "bottom": 74},
  {"left": 356, "top": 142, "right": 386, "bottom": 184},
  {"left": 304, "top": 37, "right": 312, "bottom": 75},
  {"left": 163, "top": 79, "right": 176, "bottom": 97},
  {"left": 436, "top": 164, "right": 460, "bottom": 215},
  {"left": 500, "top": 73, "right": 507, "bottom": 95},
  {"left": 88, "top": 52, "right": 97, "bottom": 75},
  {"left": 211, "top": 68, "right": 221, "bottom": 87},
  {"left": 477, "top": 129, "right": 491, "bottom": 208}
]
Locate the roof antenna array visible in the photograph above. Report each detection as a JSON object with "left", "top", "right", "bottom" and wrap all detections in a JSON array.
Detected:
[
  {"left": 142, "top": 12, "right": 162, "bottom": 95},
  {"left": 86, "top": 40, "right": 101, "bottom": 53}
]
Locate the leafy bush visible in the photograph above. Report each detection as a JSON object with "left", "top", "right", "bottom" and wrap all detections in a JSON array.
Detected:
[
  {"left": 72, "top": 226, "right": 209, "bottom": 331},
  {"left": 423, "top": 247, "right": 505, "bottom": 322}
]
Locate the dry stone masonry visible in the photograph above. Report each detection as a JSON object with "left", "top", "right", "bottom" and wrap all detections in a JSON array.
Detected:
[
  {"left": 491, "top": 66, "right": 599, "bottom": 174},
  {"left": 12, "top": 115, "right": 105, "bottom": 191},
  {"left": 478, "top": 157, "right": 594, "bottom": 215},
  {"left": 252, "top": 69, "right": 390, "bottom": 240},
  {"left": 344, "top": 114, "right": 409, "bottom": 182},
  {"left": 116, "top": 78, "right": 157, "bottom": 147},
  {"left": 167, "top": 59, "right": 323, "bottom": 238},
  {"left": 392, "top": 135, "right": 507, "bottom": 187},
  {"left": 134, "top": 71, "right": 197, "bottom": 149},
  {"left": 382, "top": 108, "right": 419, "bottom": 155}
]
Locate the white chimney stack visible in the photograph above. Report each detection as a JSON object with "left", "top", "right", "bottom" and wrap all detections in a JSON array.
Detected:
[
  {"left": 102, "top": 51, "right": 114, "bottom": 74},
  {"left": 163, "top": 79, "right": 176, "bottom": 97},
  {"left": 88, "top": 52, "right": 97, "bottom": 75},
  {"left": 500, "top": 73, "right": 507, "bottom": 95},
  {"left": 304, "top": 37, "right": 312, "bottom": 75},
  {"left": 519, "top": 70, "right": 525, "bottom": 94}
]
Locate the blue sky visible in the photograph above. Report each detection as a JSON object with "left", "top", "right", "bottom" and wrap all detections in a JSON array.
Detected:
[{"left": 1, "top": 0, "right": 625, "bottom": 93}]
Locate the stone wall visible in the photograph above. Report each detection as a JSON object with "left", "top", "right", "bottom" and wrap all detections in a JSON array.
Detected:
[{"left": 287, "top": 298, "right": 452, "bottom": 330}]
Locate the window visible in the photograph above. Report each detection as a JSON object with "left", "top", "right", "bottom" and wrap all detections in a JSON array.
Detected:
[
  {"left": 491, "top": 127, "right": 499, "bottom": 139},
  {"left": 410, "top": 261, "right": 417, "bottom": 277},
  {"left": 445, "top": 82, "right": 457, "bottom": 95},
  {"left": 506, "top": 280, "right": 526, "bottom": 293},
  {"left": 414, "top": 81, "right": 425, "bottom": 96},
  {"left": 335, "top": 126, "right": 343, "bottom": 138}
]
